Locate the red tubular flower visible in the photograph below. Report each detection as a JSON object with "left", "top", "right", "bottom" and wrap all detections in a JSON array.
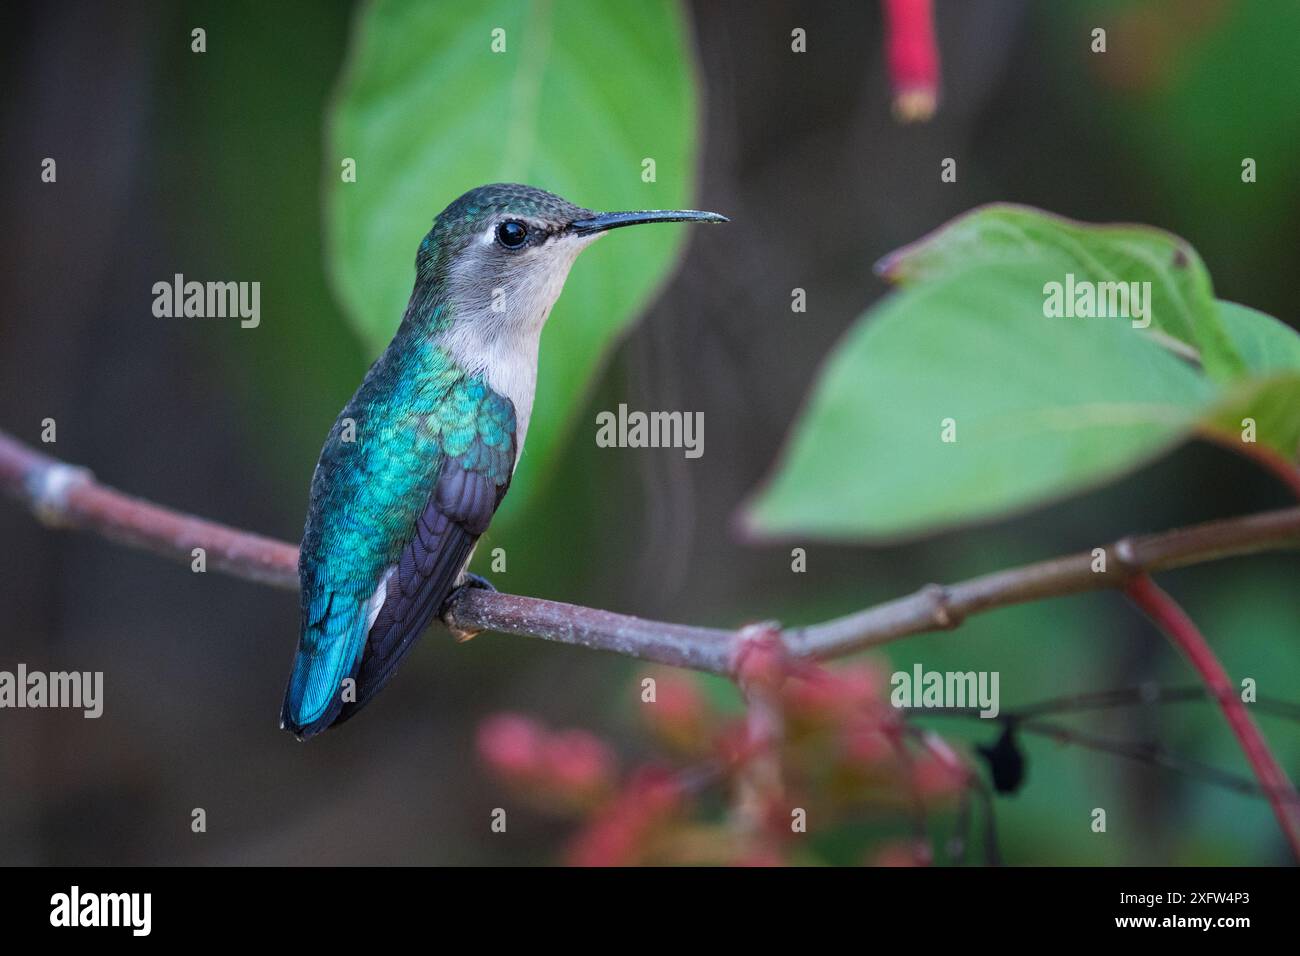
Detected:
[{"left": 883, "top": 0, "right": 940, "bottom": 122}]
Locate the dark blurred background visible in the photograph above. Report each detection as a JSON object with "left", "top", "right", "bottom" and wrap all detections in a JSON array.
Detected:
[{"left": 1, "top": 0, "right": 1297, "bottom": 864}]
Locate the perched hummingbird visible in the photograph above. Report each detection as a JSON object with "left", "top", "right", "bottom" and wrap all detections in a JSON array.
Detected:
[{"left": 281, "top": 183, "right": 727, "bottom": 738}]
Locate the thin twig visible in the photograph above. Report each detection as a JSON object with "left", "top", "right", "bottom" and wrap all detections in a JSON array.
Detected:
[
  {"left": 3, "top": 428, "right": 1299, "bottom": 675},
  {"left": 1019, "top": 717, "right": 1292, "bottom": 804},
  {"left": 913, "top": 707, "right": 1295, "bottom": 804},
  {"left": 1124, "top": 573, "right": 1300, "bottom": 862},
  {"left": 909, "top": 683, "right": 1300, "bottom": 722}
]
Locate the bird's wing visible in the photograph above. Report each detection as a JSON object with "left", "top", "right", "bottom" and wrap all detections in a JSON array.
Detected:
[
  {"left": 282, "top": 382, "right": 516, "bottom": 739},
  {"left": 339, "top": 384, "right": 516, "bottom": 726}
]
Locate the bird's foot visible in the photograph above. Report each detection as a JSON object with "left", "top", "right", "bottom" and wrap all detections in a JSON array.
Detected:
[{"left": 441, "top": 573, "right": 497, "bottom": 642}]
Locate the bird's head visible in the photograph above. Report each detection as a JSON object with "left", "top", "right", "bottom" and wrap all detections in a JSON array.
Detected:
[{"left": 415, "top": 183, "right": 727, "bottom": 342}]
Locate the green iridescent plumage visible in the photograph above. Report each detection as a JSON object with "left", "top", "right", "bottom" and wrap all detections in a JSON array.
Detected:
[{"left": 301, "top": 340, "right": 514, "bottom": 598}]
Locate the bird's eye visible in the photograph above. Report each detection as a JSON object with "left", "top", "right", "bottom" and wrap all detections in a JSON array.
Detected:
[{"left": 496, "top": 220, "right": 528, "bottom": 249}]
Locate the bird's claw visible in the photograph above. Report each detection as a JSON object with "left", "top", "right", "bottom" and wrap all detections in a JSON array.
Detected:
[
  {"left": 460, "top": 572, "right": 497, "bottom": 593},
  {"left": 441, "top": 573, "right": 497, "bottom": 641}
]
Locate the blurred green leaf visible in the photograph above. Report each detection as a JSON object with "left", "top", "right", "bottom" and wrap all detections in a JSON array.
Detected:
[
  {"left": 745, "top": 263, "right": 1215, "bottom": 540},
  {"left": 876, "top": 204, "right": 1243, "bottom": 381},
  {"left": 1202, "top": 301, "right": 1300, "bottom": 458},
  {"left": 1204, "top": 377, "right": 1300, "bottom": 461},
  {"left": 1216, "top": 300, "right": 1300, "bottom": 374},
  {"left": 327, "top": 0, "right": 700, "bottom": 521}
]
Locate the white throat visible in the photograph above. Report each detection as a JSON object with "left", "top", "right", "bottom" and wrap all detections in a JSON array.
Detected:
[{"left": 439, "top": 232, "right": 598, "bottom": 455}]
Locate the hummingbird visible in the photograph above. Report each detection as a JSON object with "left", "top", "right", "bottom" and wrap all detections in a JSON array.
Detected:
[{"left": 281, "top": 183, "right": 727, "bottom": 738}]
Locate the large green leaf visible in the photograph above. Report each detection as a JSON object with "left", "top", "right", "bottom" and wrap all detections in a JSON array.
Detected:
[
  {"left": 744, "top": 263, "right": 1216, "bottom": 540},
  {"left": 744, "top": 206, "right": 1300, "bottom": 540},
  {"left": 327, "top": 0, "right": 700, "bottom": 520},
  {"left": 1202, "top": 301, "right": 1300, "bottom": 459},
  {"left": 875, "top": 204, "right": 1244, "bottom": 381}
]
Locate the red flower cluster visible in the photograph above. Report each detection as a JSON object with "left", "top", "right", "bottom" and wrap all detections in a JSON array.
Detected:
[
  {"left": 477, "top": 714, "right": 615, "bottom": 810},
  {"left": 477, "top": 653, "right": 973, "bottom": 866}
]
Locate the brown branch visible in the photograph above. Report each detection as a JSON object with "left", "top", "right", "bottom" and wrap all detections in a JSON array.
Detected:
[
  {"left": 3, "top": 428, "right": 1300, "bottom": 676},
  {"left": 0, "top": 431, "right": 298, "bottom": 588}
]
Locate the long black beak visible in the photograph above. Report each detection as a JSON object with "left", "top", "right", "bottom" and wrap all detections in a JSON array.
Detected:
[{"left": 568, "top": 209, "right": 729, "bottom": 236}]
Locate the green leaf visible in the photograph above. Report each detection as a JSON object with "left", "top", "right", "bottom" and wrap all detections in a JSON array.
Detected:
[
  {"left": 745, "top": 263, "right": 1216, "bottom": 541},
  {"left": 327, "top": 0, "right": 700, "bottom": 520},
  {"left": 1214, "top": 300, "right": 1300, "bottom": 374},
  {"left": 1200, "top": 301, "right": 1300, "bottom": 459},
  {"left": 876, "top": 204, "right": 1245, "bottom": 381}
]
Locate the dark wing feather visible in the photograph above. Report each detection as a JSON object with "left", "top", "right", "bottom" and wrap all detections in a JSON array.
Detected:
[{"left": 334, "top": 419, "right": 515, "bottom": 725}]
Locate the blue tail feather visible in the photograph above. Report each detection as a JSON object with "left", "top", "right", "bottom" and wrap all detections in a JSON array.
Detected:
[{"left": 281, "top": 594, "right": 367, "bottom": 739}]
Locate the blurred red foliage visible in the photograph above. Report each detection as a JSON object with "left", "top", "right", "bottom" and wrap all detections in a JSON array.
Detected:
[{"left": 477, "top": 650, "right": 978, "bottom": 866}]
